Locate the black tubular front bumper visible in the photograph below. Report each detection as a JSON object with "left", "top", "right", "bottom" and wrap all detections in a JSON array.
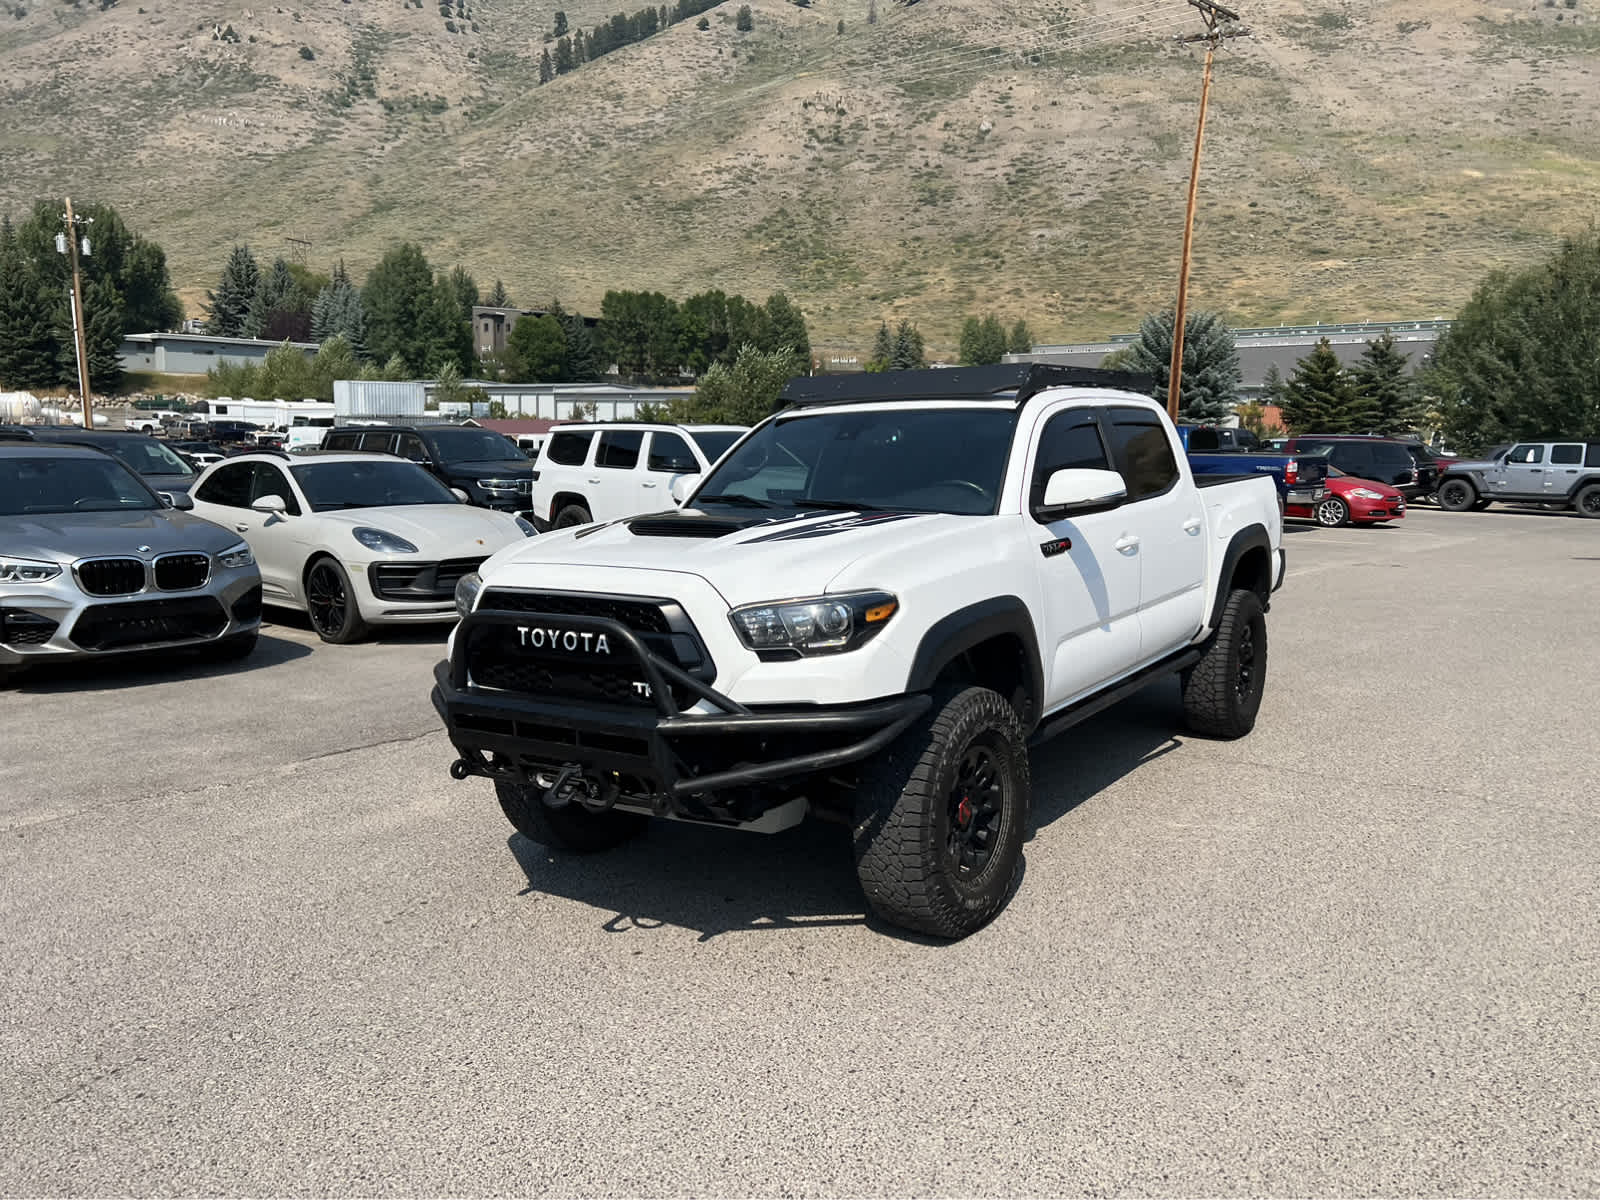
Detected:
[{"left": 432, "top": 607, "right": 930, "bottom": 805}]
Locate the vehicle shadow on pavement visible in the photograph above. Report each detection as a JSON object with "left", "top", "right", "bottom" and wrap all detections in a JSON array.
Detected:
[
  {"left": 503, "top": 681, "right": 1190, "bottom": 945},
  {"left": 506, "top": 818, "right": 871, "bottom": 943},
  {"left": 4, "top": 631, "right": 312, "bottom": 694},
  {"left": 263, "top": 611, "right": 453, "bottom": 645},
  {"left": 1027, "top": 678, "right": 1186, "bottom": 833}
]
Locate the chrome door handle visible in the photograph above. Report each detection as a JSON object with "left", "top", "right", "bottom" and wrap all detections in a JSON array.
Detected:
[
  {"left": 1182, "top": 517, "right": 1203, "bottom": 533},
  {"left": 1114, "top": 535, "right": 1141, "bottom": 553}
]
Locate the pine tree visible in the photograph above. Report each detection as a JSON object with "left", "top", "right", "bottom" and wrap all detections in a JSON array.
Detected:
[
  {"left": 244, "top": 257, "right": 309, "bottom": 341},
  {"left": 959, "top": 313, "right": 1008, "bottom": 365},
  {"left": 1352, "top": 331, "right": 1422, "bottom": 436},
  {"left": 1119, "top": 308, "right": 1240, "bottom": 423},
  {"left": 1007, "top": 318, "right": 1033, "bottom": 355},
  {"left": 486, "top": 278, "right": 510, "bottom": 307},
  {"left": 735, "top": 4, "right": 753, "bottom": 31},
  {"left": 311, "top": 268, "right": 368, "bottom": 358},
  {"left": 867, "top": 0, "right": 877, "bottom": 23},
  {"left": 0, "top": 264, "right": 58, "bottom": 391},
  {"left": 539, "top": 48, "right": 553, "bottom": 83},
  {"left": 889, "top": 319, "right": 925, "bottom": 370},
  {"left": 1280, "top": 338, "right": 1357, "bottom": 434},
  {"left": 447, "top": 265, "right": 479, "bottom": 322},
  {"left": 555, "top": 35, "right": 574, "bottom": 72},
  {"left": 552, "top": 9, "right": 568, "bottom": 36},
  {"left": 867, "top": 320, "right": 892, "bottom": 371},
  {"left": 55, "top": 277, "right": 123, "bottom": 395},
  {"left": 205, "top": 245, "right": 259, "bottom": 337}
]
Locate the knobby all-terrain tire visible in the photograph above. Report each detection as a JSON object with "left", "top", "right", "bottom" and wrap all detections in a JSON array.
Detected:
[
  {"left": 495, "top": 780, "right": 647, "bottom": 853},
  {"left": 1315, "top": 495, "right": 1349, "bottom": 527},
  {"left": 553, "top": 504, "right": 593, "bottom": 529},
  {"left": 1574, "top": 483, "right": 1600, "bottom": 519},
  {"left": 1436, "top": 478, "right": 1478, "bottom": 512},
  {"left": 852, "top": 686, "right": 1030, "bottom": 940},
  {"left": 1182, "top": 587, "right": 1268, "bottom": 739}
]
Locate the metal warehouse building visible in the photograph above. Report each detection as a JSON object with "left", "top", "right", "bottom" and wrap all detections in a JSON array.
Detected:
[
  {"left": 119, "top": 333, "right": 318, "bottom": 376},
  {"left": 1010, "top": 320, "right": 1450, "bottom": 398}
]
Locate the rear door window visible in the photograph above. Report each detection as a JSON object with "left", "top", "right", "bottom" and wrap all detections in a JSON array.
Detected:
[
  {"left": 357, "top": 432, "right": 396, "bottom": 454},
  {"left": 323, "top": 431, "right": 360, "bottom": 452},
  {"left": 394, "top": 433, "right": 429, "bottom": 463},
  {"left": 1104, "top": 407, "right": 1180, "bottom": 502},
  {"left": 545, "top": 431, "right": 593, "bottom": 466},
  {"left": 195, "top": 462, "right": 254, "bottom": 508},
  {"left": 596, "top": 430, "right": 644, "bottom": 470},
  {"left": 1550, "top": 444, "right": 1583, "bottom": 466}
]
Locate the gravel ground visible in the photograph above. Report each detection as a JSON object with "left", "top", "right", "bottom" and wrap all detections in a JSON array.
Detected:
[{"left": 2, "top": 506, "right": 1597, "bottom": 1196}]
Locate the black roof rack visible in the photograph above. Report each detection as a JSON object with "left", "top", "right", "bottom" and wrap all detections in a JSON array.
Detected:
[{"left": 778, "top": 363, "right": 1156, "bottom": 409}]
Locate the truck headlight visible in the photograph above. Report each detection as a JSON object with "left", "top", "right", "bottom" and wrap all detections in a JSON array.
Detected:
[
  {"left": 455, "top": 570, "right": 483, "bottom": 619},
  {"left": 217, "top": 542, "right": 255, "bottom": 569},
  {"left": 352, "top": 527, "right": 419, "bottom": 554},
  {"left": 0, "top": 556, "right": 62, "bottom": 584},
  {"left": 477, "top": 478, "right": 520, "bottom": 492},
  {"left": 729, "top": 591, "right": 897, "bottom": 656}
]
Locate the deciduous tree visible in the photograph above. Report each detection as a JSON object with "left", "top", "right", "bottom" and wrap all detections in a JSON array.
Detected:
[
  {"left": 362, "top": 243, "right": 438, "bottom": 375},
  {"left": 505, "top": 313, "right": 567, "bottom": 381}
]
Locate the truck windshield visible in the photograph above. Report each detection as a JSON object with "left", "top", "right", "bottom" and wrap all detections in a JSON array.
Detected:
[{"left": 694, "top": 407, "right": 1019, "bottom": 516}]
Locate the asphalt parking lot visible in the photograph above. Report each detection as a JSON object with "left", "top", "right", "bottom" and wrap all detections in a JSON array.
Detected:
[{"left": 2, "top": 506, "right": 1597, "bottom": 1196}]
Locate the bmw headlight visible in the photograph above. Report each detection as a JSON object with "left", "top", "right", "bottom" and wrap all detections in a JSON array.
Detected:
[
  {"left": 0, "top": 556, "right": 62, "bottom": 584},
  {"left": 729, "top": 591, "right": 897, "bottom": 656},
  {"left": 514, "top": 516, "right": 537, "bottom": 537},
  {"left": 455, "top": 570, "right": 483, "bottom": 619},
  {"left": 352, "top": 527, "right": 419, "bottom": 554},
  {"left": 217, "top": 542, "right": 255, "bottom": 569}
]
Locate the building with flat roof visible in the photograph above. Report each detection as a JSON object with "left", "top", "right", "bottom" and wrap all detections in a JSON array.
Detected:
[
  {"left": 1009, "top": 319, "right": 1449, "bottom": 399},
  {"left": 120, "top": 332, "right": 318, "bottom": 376},
  {"left": 471, "top": 307, "right": 601, "bottom": 357}
]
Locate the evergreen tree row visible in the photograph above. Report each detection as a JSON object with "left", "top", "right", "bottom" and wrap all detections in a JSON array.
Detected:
[
  {"left": 1270, "top": 334, "right": 1425, "bottom": 436},
  {"left": 0, "top": 200, "right": 183, "bottom": 395},
  {"left": 539, "top": 0, "right": 731, "bottom": 84}
]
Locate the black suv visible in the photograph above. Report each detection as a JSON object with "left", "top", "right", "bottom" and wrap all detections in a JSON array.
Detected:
[
  {"left": 1283, "top": 435, "right": 1430, "bottom": 499},
  {"left": 322, "top": 424, "right": 534, "bottom": 513}
]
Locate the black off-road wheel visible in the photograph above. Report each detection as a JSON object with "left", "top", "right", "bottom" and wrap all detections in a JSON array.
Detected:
[
  {"left": 553, "top": 503, "right": 593, "bottom": 529},
  {"left": 1182, "top": 588, "right": 1268, "bottom": 739},
  {"left": 495, "top": 780, "right": 647, "bottom": 852},
  {"left": 1574, "top": 484, "right": 1600, "bottom": 519},
  {"left": 1315, "top": 495, "right": 1349, "bottom": 527},
  {"left": 1437, "top": 478, "right": 1478, "bottom": 512},
  {"left": 305, "top": 557, "right": 368, "bottom": 644},
  {"left": 852, "top": 686, "right": 1030, "bottom": 939}
]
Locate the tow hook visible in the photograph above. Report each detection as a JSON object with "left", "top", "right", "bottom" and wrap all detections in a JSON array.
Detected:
[{"left": 545, "top": 763, "right": 586, "bottom": 809}]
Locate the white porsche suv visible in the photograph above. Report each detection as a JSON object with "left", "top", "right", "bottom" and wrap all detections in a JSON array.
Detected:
[
  {"left": 189, "top": 452, "right": 531, "bottom": 643},
  {"left": 529, "top": 422, "right": 747, "bottom": 530}
]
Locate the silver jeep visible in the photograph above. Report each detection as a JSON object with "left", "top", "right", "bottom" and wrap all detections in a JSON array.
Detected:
[{"left": 1436, "top": 440, "right": 1600, "bottom": 518}]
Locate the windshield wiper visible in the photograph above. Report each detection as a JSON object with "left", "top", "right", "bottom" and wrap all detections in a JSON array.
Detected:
[
  {"left": 694, "top": 493, "right": 779, "bottom": 508},
  {"left": 799, "top": 498, "right": 891, "bottom": 512}
]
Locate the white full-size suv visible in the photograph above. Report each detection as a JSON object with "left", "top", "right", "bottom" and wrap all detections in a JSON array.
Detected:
[
  {"left": 528, "top": 423, "right": 747, "bottom": 530},
  {"left": 436, "top": 365, "right": 1286, "bottom": 938}
]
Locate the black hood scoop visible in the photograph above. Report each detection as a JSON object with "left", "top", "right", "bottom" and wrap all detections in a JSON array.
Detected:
[{"left": 625, "top": 509, "right": 804, "bottom": 539}]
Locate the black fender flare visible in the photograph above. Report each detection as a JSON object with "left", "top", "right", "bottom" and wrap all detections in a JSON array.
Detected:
[
  {"left": 1209, "top": 525, "right": 1273, "bottom": 632},
  {"left": 905, "top": 595, "right": 1044, "bottom": 726}
]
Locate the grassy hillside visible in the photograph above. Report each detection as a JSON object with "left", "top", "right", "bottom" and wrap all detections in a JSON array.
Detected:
[{"left": 3, "top": 0, "right": 1597, "bottom": 357}]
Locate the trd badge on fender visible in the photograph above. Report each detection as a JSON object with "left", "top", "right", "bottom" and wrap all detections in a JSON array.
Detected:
[{"left": 515, "top": 626, "right": 612, "bottom": 654}]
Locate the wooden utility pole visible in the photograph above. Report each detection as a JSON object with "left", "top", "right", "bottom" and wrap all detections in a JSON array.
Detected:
[
  {"left": 1167, "top": 1, "right": 1247, "bottom": 419},
  {"left": 62, "top": 197, "right": 95, "bottom": 429}
]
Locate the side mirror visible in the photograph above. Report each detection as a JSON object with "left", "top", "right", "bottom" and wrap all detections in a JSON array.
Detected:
[
  {"left": 251, "top": 494, "right": 288, "bottom": 514},
  {"left": 451, "top": 487, "right": 470, "bottom": 503},
  {"left": 669, "top": 476, "right": 695, "bottom": 506},
  {"left": 1036, "top": 468, "right": 1128, "bottom": 519},
  {"left": 159, "top": 491, "right": 195, "bottom": 511}
]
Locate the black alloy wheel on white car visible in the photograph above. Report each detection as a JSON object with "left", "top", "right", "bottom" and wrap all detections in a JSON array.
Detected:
[{"left": 305, "top": 557, "right": 368, "bottom": 644}]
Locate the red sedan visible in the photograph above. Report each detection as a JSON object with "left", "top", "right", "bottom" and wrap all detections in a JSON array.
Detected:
[{"left": 1286, "top": 466, "right": 1407, "bottom": 527}]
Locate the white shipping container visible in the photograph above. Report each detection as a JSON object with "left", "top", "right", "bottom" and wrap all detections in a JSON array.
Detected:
[{"left": 334, "top": 380, "right": 427, "bottom": 421}]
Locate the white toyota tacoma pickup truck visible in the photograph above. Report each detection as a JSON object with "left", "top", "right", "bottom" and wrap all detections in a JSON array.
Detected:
[{"left": 434, "top": 364, "right": 1285, "bottom": 938}]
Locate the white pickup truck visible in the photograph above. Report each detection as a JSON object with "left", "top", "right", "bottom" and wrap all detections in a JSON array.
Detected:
[{"left": 434, "top": 364, "right": 1285, "bottom": 937}]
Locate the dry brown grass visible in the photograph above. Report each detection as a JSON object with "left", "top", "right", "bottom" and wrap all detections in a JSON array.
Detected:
[{"left": 2, "top": 0, "right": 1597, "bottom": 355}]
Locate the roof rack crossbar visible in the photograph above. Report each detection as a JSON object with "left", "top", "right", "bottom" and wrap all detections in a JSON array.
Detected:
[{"left": 777, "top": 363, "right": 1156, "bottom": 409}]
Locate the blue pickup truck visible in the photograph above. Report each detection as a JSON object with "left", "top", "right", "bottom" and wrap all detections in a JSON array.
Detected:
[{"left": 1177, "top": 425, "right": 1329, "bottom": 510}]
